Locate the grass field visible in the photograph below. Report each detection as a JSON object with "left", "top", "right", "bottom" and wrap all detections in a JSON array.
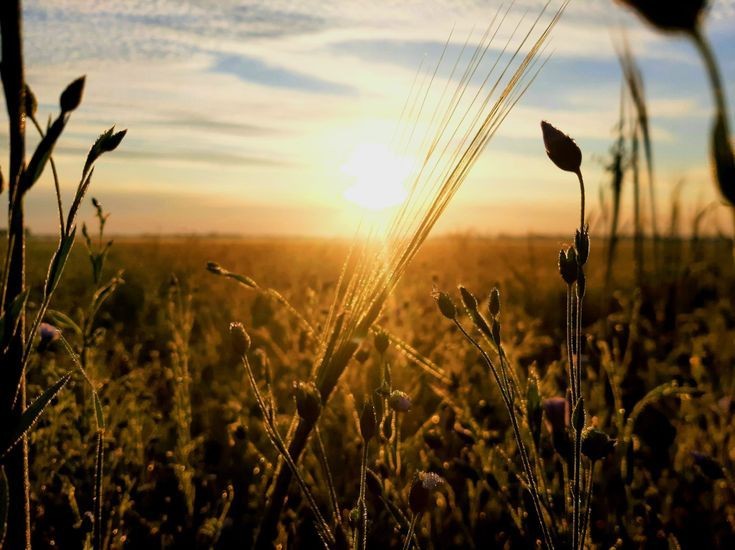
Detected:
[{"left": 13, "top": 233, "right": 735, "bottom": 548}]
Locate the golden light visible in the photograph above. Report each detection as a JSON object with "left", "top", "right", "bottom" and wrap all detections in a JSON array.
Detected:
[{"left": 341, "top": 143, "right": 412, "bottom": 211}]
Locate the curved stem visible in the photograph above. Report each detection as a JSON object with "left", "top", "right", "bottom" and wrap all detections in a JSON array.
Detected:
[
  {"left": 691, "top": 27, "right": 729, "bottom": 131},
  {"left": 30, "top": 114, "right": 64, "bottom": 236},
  {"left": 576, "top": 170, "right": 585, "bottom": 231}
]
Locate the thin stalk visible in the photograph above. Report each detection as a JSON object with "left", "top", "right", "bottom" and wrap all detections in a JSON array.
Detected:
[
  {"left": 242, "top": 354, "right": 335, "bottom": 548},
  {"left": 29, "top": 114, "right": 64, "bottom": 235},
  {"left": 314, "top": 426, "right": 341, "bottom": 526},
  {"left": 402, "top": 513, "right": 420, "bottom": 550},
  {"left": 358, "top": 441, "right": 369, "bottom": 550},
  {"left": 580, "top": 461, "right": 595, "bottom": 547},
  {"left": 455, "top": 321, "right": 554, "bottom": 549}
]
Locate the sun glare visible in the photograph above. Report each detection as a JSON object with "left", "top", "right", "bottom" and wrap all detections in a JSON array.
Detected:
[{"left": 342, "top": 143, "right": 412, "bottom": 211}]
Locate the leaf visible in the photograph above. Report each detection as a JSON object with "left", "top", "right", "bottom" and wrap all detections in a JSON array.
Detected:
[
  {"left": 712, "top": 113, "right": 735, "bottom": 206},
  {"left": 0, "top": 466, "right": 7, "bottom": 548},
  {"left": 0, "top": 289, "right": 29, "bottom": 353},
  {"left": 1, "top": 373, "right": 72, "bottom": 458},
  {"left": 44, "top": 228, "right": 77, "bottom": 298},
  {"left": 23, "top": 114, "right": 66, "bottom": 191}
]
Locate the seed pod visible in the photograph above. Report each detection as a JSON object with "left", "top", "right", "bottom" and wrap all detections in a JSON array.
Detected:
[
  {"left": 389, "top": 390, "right": 412, "bottom": 413},
  {"left": 581, "top": 428, "right": 617, "bottom": 461},
  {"left": 459, "top": 286, "right": 478, "bottom": 313},
  {"left": 432, "top": 290, "right": 457, "bottom": 320},
  {"left": 60, "top": 76, "right": 85, "bottom": 113},
  {"left": 374, "top": 331, "right": 390, "bottom": 354},
  {"left": 541, "top": 121, "right": 582, "bottom": 174},
  {"left": 488, "top": 287, "right": 501, "bottom": 317},
  {"left": 558, "top": 248, "right": 578, "bottom": 285},
  {"left": 616, "top": 0, "right": 706, "bottom": 33},
  {"left": 575, "top": 228, "right": 590, "bottom": 266},
  {"left": 409, "top": 472, "right": 444, "bottom": 515},
  {"left": 360, "top": 399, "right": 377, "bottom": 442},
  {"left": 293, "top": 381, "right": 322, "bottom": 425},
  {"left": 229, "top": 322, "right": 251, "bottom": 356}
]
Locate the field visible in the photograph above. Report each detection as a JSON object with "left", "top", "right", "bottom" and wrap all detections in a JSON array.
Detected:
[{"left": 13, "top": 234, "right": 735, "bottom": 548}]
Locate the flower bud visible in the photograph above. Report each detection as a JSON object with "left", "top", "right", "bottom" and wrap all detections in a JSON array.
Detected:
[
  {"left": 432, "top": 290, "right": 456, "bottom": 320},
  {"left": 459, "top": 285, "right": 478, "bottom": 312},
  {"left": 408, "top": 472, "right": 444, "bottom": 515},
  {"left": 360, "top": 399, "right": 377, "bottom": 442},
  {"left": 617, "top": 0, "right": 706, "bottom": 33},
  {"left": 575, "top": 228, "right": 590, "bottom": 266},
  {"left": 558, "top": 248, "right": 578, "bottom": 286},
  {"left": 488, "top": 287, "right": 501, "bottom": 317},
  {"left": 229, "top": 322, "right": 251, "bottom": 356},
  {"left": 572, "top": 397, "right": 586, "bottom": 434},
  {"left": 374, "top": 331, "right": 389, "bottom": 354},
  {"left": 38, "top": 322, "right": 61, "bottom": 346},
  {"left": 389, "top": 390, "right": 412, "bottom": 413},
  {"left": 293, "top": 380, "right": 322, "bottom": 425},
  {"left": 581, "top": 428, "right": 617, "bottom": 461},
  {"left": 541, "top": 121, "right": 582, "bottom": 174},
  {"left": 576, "top": 269, "right": 586, "bottom": 299},
  {"left": 60, "top": 76, "right": 85, "bottom": 113},
  {"left": 24, "top": 84, "right": 37, "bottom": 117}
]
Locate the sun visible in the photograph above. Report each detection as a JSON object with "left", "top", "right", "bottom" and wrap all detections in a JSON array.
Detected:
[{"left": 342, "top": 143, "right": 412, "bottom": 211}]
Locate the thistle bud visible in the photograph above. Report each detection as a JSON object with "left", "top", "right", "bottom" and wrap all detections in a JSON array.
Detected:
[
  {"left": 488, "top": 287, "right": 501, "bottom": 317},
  {"left": 355, "top": 348, "right": 370, "bottom": 364},
  {"left": 408, "top": 472, "right": 444, "bottom": 515},
  {"left": 558, "top": 248, "right": 578, "bottom": 286},
  {"left": 432, "top": 290, "right": 457, "bottom": 320},
  {"left": 541, "top": 121, "right": 582, "bottom": 174},
  {"left": 374, "top": 331, "right": 389, "bottom": 354},
  {"left": 581, "top": 428, "right": 617, "bottom": 461},
  {"left": 60, "top": 76, "right": 86, "bottom": 113},
  {"left": 229, "top": 322, "right": 251, "bottom": 356},
  {"left": 459, "top": 286, "right": 478, "bottom": 312},
  {"left": 389, "top": 390, "right": 412, "bottom": 413},
  {"left": 575, "top": 228, "right": 590, "bottom": 266},
  {"left": 360, "top": 399, "right": 377, "bottom": 442},
  {"left": 293, "top": 381, "right": 322, "bottom": 425}
]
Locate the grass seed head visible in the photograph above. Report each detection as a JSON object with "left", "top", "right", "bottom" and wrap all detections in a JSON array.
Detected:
[
  {"left": 558, "top": 247, "right": 578, "bottom": 286},
  {"left": 541, "top": 120, "right": 582, "bottom": 174},
  {"left": 459, "top": 286, "right": 479, "bottom": 313}
]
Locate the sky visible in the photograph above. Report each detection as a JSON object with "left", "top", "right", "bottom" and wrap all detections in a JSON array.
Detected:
[{"left": 3, "top": 0, "right": 735, "bottom": 236}]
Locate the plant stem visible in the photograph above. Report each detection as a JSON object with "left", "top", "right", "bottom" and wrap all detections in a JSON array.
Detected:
[
  {"left": 0, "top": 2, "right": 30, "bottom": 548},
  {"left": 402, "top": 513, "right": 420, "bottom": 550},
  {"left": 314, "top": 426, "right": 341, "bottom": 526},
  {"left": 358, "top": 441, "right": 369, "bottom": 550}
]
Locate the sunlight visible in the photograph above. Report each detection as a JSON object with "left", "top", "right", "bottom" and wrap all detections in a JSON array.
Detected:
[{"left": 341, "top": 143, "right": 412, "bottom": 211}]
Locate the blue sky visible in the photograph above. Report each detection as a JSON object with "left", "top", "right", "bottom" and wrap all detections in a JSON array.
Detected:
[{"left": 3, "top": 0, "right": 735, "bottom": 235}]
